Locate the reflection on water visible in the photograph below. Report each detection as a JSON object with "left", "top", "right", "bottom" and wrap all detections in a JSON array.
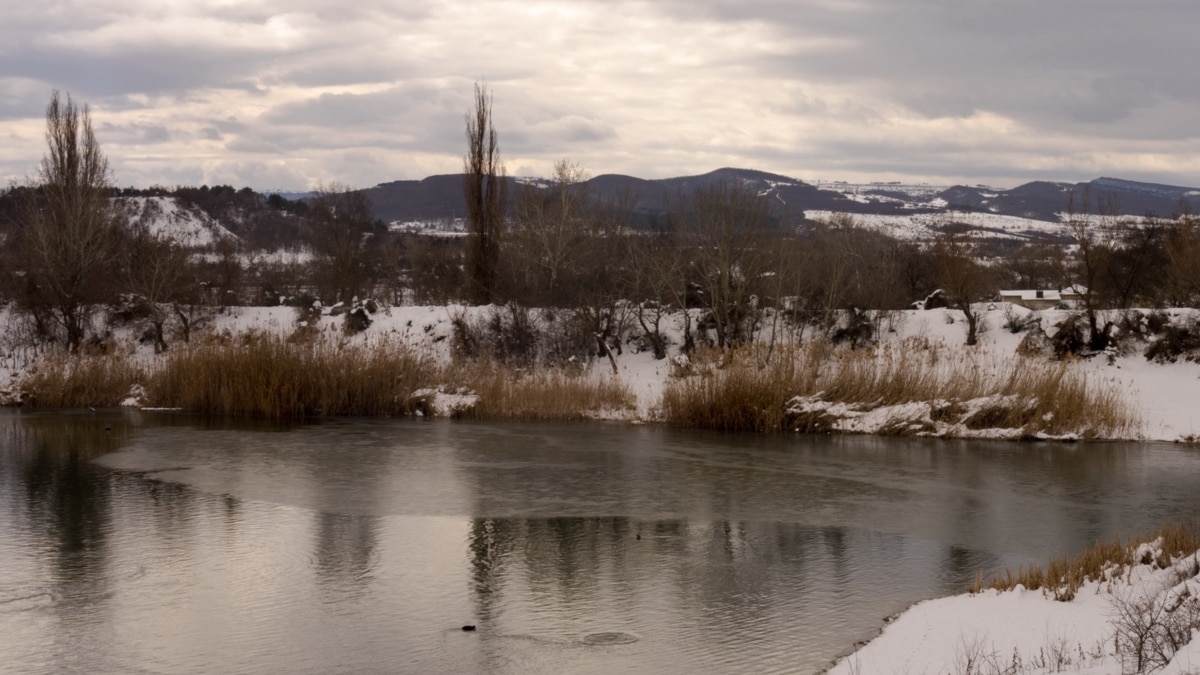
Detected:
[{"left": 3, "top": 410, "right": 1200, "bottom": 674}]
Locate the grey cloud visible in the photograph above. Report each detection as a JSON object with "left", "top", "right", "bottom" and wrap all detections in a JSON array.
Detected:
[
  {"left": 0, "top": 44, "right": 265, "bottom": 100},
  {"left": 672, "top": 1, "right": 1200, "bottom": 133},
  {"left": 225, "top": 137, "right": 286, "bottom": 155},
  {"left": 0, "top": 83, "right": 48, "bottom": 121},
  {"left": 257, "top": 83, "right": 472, "bottom": 154},
  {"left": 97, "top": 122, "right": 172, "bottom": 145},
  {"left": 506, "top": 116, "right": 618, "bottom": 153},
  {"left": 5, "top": 0, "right": 1200, "bottom": 189}
]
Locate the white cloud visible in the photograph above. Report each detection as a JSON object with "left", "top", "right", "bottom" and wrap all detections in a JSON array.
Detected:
[{"left": 2, "top": 0, "right": 1199, "bottom": 189}]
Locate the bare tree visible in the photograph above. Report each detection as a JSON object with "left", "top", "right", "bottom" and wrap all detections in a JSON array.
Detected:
[
  {"left": 463, "top": 82, "right": 506, "bottom": 305},
  {"left": 999, "top": 241, "right": 1068, "bottom": 291},
  {"left": 1166, "top": 215, "right": 1200, "bottom": 305},
  {"left": 682, "top": 181, "right": 773, "bottom": 349},
  {"left": 1065, "top": 188, "right": 1118, "bottom": 349},
  {"left": 933, "top": 234, "right": 992, "bottom": 346},
  {"left": 628, "top": 229, "right": 686, "bottom": 358},
  {"left": 304, "top": 184, "right": 378, "bottom": 304},
  {"left": 1104, "top": 217, "right": 1168, "bottom": 309},
  {"left": 119, "top": 220, "right": 194, "bottom": 352},
  {"left": 16, "top": 91, "right": 123, "bottom": 351},
  {"left": 509, "top": 159, "right": 589, "bottom": 304}
]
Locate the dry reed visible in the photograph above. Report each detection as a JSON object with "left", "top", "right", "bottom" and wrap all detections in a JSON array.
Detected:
[
  {"left": 970, "top": 522, "right": 1200, "bottom": 601},
  {"left": 148, "top": 332, "right": 435, "bottom": 418},
  {"left": 662, "top": 341, "right": 1138, "bottom": 437},
  {"left": 145, "top": 332, "right": 632, "bottom": 421},
  {"left": 449, "top": 360, "right": 635, "bottom": 422},
  {"left": 19, "top": 348, "right": 146, "bottom": 407}
]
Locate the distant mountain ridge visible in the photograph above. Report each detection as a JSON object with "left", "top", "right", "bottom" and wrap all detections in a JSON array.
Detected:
[{"left": 361, "top": 168, "right": 1200, "bottom": 226}]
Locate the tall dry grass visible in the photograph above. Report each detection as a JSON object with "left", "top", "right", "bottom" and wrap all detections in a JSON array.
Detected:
[
  {"left": 971, "top": 522, "right": 1200, "bottom": 601},
  {"left": 144, "top": 331, "right": 632, "bottom": 421},
  {"left": 662, "top": 341, "right": 1138, "bottom": 437},
  {"left": 448, "top": 360, "right": 634, "bottom": 422},
  {"left": 147, "top": 332, "right": 435, "bottom": 418},
  {"left": 660, "top": 347, "right": 809, "bottom": 432},
  {"left": 19, "top": 348, "right": 146, "bottom": 407}
]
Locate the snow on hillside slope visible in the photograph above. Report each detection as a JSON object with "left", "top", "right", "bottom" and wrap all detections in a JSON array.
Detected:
[
  {"left": 120, "top": 196, "right": 237, "bottom": 248},
  {"left": 807, "top": 210, "right": 1072, "bottom": 242}
]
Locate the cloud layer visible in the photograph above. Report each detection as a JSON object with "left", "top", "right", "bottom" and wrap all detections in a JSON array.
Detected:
[{"left": 3, "top": 1, "right": 1198, "bottom": 189}]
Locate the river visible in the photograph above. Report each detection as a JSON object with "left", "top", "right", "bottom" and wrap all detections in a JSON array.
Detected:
[{"left": 2, "top": 409, "right": 1199, "bottom": 674}]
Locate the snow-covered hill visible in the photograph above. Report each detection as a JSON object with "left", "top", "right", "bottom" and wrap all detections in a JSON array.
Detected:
[{"left": 119, "top": 196, "right": 238, "bottom": 248}]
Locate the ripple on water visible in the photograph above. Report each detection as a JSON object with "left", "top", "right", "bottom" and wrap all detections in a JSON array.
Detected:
[
  {"left": 0, "top": 591, "right": 56, "bottom": 613},
  {"left": 582, "top": 632, "right": 639, "bottom": 646}
]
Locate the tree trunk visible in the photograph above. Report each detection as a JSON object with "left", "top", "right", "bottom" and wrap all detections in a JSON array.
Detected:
[{"left": 963, "top": 305, "right": 978, "bottom": 347}]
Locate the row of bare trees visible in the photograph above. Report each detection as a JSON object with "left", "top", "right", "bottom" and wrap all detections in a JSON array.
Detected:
[{"left": 3, "top": 88, "right": 1199, "bottom": 357}]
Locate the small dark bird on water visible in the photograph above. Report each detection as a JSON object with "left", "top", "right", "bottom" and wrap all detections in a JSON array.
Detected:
[{"left": 461, "top": 625, "right": 476, "bottom": 632}]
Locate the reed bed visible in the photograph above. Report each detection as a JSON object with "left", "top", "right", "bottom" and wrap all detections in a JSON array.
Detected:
[
  {"left": 129, "top": 331, "right": 632, "bottom": 421},
  {"left": 148, "top": 332, "right": 435, "bottom": 418},
  {"left": 662, "top": 341, "right": 1138, "bottom": 437},
  {"left": 449, "top": 360, "right": 635, "bottom": 422},
  {"left": 970, "top": 522, "right": 1200, "bottom": 601},
  {"left": 19, "top": 348, "right": 146, "bottom": 408}
]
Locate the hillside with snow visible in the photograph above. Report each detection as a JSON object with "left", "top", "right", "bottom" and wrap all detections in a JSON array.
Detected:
[
  {"left": 119, "top": 196, "right": 238, "bottom": 248},
  {"left": 363, "top": 169, "right": 1200, "bottom": 242}
]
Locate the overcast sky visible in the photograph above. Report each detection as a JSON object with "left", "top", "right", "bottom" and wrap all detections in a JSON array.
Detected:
[{"left": 3, "top": 0, "right": 1198, "bottom": 191}]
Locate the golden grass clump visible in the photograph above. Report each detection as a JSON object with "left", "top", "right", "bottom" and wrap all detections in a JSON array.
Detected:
[
  {"left": 20, "top": 348, "right": 146, "bottom": 408},
  {"left": 661, "top": 347, "right": 810, "bottom": 432},
  {"left": 146, "top": 331, "right": 631, "bottom": 421},
  {"left": 971, "top": 522, "right": 1200, "bottom": 601},
  {"left": 661, "top": 340, "right": 1139, "bottom": 437},
  {"left": 148, "top": 332, "right": 435, "bottom": 418},
  {"left": 449, "top": 360, "right": 635, "bottom": 422}
]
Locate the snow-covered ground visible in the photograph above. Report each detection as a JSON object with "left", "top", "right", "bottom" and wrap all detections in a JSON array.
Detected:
[
  {"left": 164, "top": 303, "right": 1200, "bottom": 441},
  {"left": 3, "top": 302, "right": 1199, "bottom": 442},
  {"left": 826, "top": 538, "right": 1200, "bottom": 675}
]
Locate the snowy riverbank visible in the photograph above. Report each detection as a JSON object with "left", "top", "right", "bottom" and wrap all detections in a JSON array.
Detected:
[
  {"left": 2, "top": 303, "right": 1200, "bottom": 442},
  {"left": 826, "top": 535, "right": 1200, "bottom": 675}
]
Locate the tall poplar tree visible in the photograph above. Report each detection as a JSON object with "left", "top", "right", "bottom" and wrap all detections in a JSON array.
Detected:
[{"left": 463, "top": 83, "right": 506, "bottom": 305}]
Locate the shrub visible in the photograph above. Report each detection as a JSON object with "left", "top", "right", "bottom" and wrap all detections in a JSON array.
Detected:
[
  {"left": 343, "top": 300, "right": 373, "bottom": 336},
  {"left": 1049, "top": 313, "right": 1090, "bottom": 359},
  {"left": 486, "top": 303, "right": 538, "bottom": 365},
  {"left": 292, "top": 301, "right": 324, "bottom": 341},
  {"left": 830, "top": 308, "right": 874, "bottom": 349},
  {"left": 1003, "top": 306, "right": 1038, "bottom": 334},
  {"left": 1144, "top": 317, "right": 1200, "bottom": 363}
]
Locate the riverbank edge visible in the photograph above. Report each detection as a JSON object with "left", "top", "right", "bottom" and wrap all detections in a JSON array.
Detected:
[
  {"left": 821, "top": 525, "right": 1200, "bottom": 674},
  {"left": 3, "top": 304, "right": 1198, "bottom": 442}
]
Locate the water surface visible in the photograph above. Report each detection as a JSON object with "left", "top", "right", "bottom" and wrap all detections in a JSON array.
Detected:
[{"left": 2, "top": 409, "right": 1199, "bottom": 674}]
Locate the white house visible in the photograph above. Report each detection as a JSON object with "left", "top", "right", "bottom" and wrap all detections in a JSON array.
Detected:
[{"left": 998, "top": 287, "right": 1086, "bottom": 310}]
